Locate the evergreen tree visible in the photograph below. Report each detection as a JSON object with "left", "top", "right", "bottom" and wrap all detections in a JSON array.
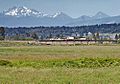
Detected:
[
  {"left": 40, "top": 35, "right": 44, "bottom": 40},
  {"left": 119, "top": 34, "right": 120, "bottom": 39},
  {"left": 93, "top": 33, "right": 96, "bottom": 40},
  {"left": 96, "top": 32, "right": 100, "bottom": 40},
  {"left": 0, "top": 27, "right": 5, "bottom": 40},
  {"left": 49, "top": 33, "right": 52, "bottom": 38},
  {"left": 31, "top": 33, "right": 39, "bottom": 40},
  {"left": 115, "top": 34, "right": 119, "bottom": 40},
  {"left": 14, "top": 33, "right": 20, "bottom": 40},
  {"left": 56, "top": 34, "right": 60, "bottom": 38}
]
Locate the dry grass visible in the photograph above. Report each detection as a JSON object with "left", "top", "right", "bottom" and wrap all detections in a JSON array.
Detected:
[
  {"left": 0, "top": 66, "right": 120, "bottom": 84},
  {"left": 0, "top": 45, "right": 120, "bottom": 61}
]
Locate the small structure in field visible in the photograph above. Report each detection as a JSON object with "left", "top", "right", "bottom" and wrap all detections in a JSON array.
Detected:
[
  {"left": 79, "top": 37, "right": 86, "bottom": 40},
  {"left": 67, "top": 36, "right": 74, "bottom": 40}
]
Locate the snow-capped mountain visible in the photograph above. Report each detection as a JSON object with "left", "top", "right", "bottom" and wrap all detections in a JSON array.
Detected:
[
  {"left": 1, "top": 6, "right": 120, "bottom": 27},
  {"left": 3, "top": 6, "right": 72, "bottom": 19},
  {"left": 3, "top": 6, "right": 44, "bottom": 17},
  {"left": 0, "top": 6, "right": 74, "bottom": 27},
  {"left": 52, "top": 12, "right": 72, "bottom": 19}
]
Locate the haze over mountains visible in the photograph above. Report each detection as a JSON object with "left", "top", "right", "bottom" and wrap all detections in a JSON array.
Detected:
[{"left": 0, "top": 6, "right": 120, "bottom": 27}]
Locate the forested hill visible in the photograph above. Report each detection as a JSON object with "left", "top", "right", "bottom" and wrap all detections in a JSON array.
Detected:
[{"left": 5, "top": 23, "right": 120, "bottom": 37}]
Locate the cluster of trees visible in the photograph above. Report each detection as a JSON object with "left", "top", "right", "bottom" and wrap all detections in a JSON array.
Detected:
[
  {"left": 115, "top": 34, "right": 120, "bottom": 40},
  {"left": 1, "top": 23, "right": 120, "bottom": 41},
  {"left": 31, "top": 32, "right": 39, "bottom": 40},
  {"left": 90, "top": 32, "right": 100, "bottom": 40},
  {"left": 0, "top": 27, "right": 5, "bottom": 40},
  {"left": 6, "top": 32, "right": 39, "bottom": 41},
  {"left": 0, "top": 27, "right": 39, "bottom": 41}
]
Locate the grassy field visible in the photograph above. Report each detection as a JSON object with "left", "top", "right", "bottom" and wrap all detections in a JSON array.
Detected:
[
  {"left": 1, "top": 66, "right": 120, "bottom": 84},
  {"left": 0, "top": 42, "right": 120, "bottom": 83}
]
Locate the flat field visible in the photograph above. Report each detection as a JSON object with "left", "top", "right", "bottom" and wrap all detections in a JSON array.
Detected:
[{"left": 0, "top": 42, "right": 120, "bottom": 83}]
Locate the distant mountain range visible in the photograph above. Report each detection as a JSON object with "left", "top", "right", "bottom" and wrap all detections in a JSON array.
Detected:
[{"left": 0, "top": 6, "right": 120, "bottom": 27}]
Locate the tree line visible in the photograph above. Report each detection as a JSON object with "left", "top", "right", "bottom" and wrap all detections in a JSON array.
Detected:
[{"left": 1, "top": 23, "right": 120, "bottom": 41}]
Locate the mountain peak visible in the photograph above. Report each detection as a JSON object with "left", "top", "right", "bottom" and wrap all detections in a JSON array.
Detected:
[
  {"left": 4, "top": 6, "right": 42, "bottom": 17},
  {"left": 96, "top": 11, "right": 108, "bottom": 16},
  {"left": 3, "top": 6, "right": 69, "bottom": 18},
  {"left": 92, "top": 11, "right": 110, "bottom": 19},
  {"left": 52, "top": 12, "right": 72, "bottom": 19}
]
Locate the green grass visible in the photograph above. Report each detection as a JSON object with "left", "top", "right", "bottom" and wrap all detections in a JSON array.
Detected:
[
  {"left": 1, "top": 58, "right": 120, "bottom": 68},
  {"left": 0, "top": 46, "right": 120, "bottom": 61},
  {"left": 0, "top": 42, "right": 120, "bottom": 83},
  {"left": 0, "top": 66, "right": 120, "bottom": 84}
]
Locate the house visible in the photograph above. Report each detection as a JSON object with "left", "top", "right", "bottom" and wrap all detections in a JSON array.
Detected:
[
  {"left": 67, "top": 36, "right": 74, "bottom": 40},
  {"left": 79, "top": 37, "right": 86, "bottom": 40}
]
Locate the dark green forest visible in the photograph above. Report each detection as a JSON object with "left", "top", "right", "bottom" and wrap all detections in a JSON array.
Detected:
[{"left": 4, "top": 23, "right": 120, "bottom": 38}]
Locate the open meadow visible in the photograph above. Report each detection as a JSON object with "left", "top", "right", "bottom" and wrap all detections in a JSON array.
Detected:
[{"left": 0, "top": 41, "right": 120, "bottom": 83}]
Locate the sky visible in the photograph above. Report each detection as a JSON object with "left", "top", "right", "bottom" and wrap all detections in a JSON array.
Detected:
[{"left": 0, "top": 0, "right": 120, "bottom": 18}]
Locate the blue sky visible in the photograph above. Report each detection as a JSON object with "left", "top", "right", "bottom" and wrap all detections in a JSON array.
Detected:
[{"left": 0, "top": 0, "right": 120, "bottom": 18}]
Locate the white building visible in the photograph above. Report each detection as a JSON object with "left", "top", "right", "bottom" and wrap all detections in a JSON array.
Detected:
[{"left": 67, "top": 36, "right": 74, "bottom": 40}]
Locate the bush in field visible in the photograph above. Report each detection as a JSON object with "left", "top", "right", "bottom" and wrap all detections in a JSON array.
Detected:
[
  {"left": 1, "top": 58, "right": 120, "bottom": 68},
  {"left": 0, "top": 60, "right": 12, "bottom": 66}
]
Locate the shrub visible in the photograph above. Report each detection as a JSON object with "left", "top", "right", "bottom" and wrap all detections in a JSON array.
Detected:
[{"left": 0, "top": 60, "right": 12, "bottom": 66}]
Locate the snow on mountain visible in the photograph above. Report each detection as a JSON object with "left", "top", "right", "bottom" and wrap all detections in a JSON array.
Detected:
[
  {"left": 52, "top": 12, "right": 72, "bottom": 19},
  {"left": 4, "top": 6, "right": 44, "bottom": 17},
  {"left": 52, "top": 12, "right": 62, "bottom": 18},
  {"left": 3, "top": 6, "right": 72, "bottom": 19},
  {"left": 0, "top": 7, "right": 73, "bottom": 27},
  {"left": 92, "top": 11, "right": 110, "bottom": 19},
  {"left": 1, "top": 6, "right": 120, "bottom": 27},
  {"left": 3, "top": 7, "right": 109, "bottom": 20},
  {"left": 51, "top": 12, "right": 73, "bottom": 25}
]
